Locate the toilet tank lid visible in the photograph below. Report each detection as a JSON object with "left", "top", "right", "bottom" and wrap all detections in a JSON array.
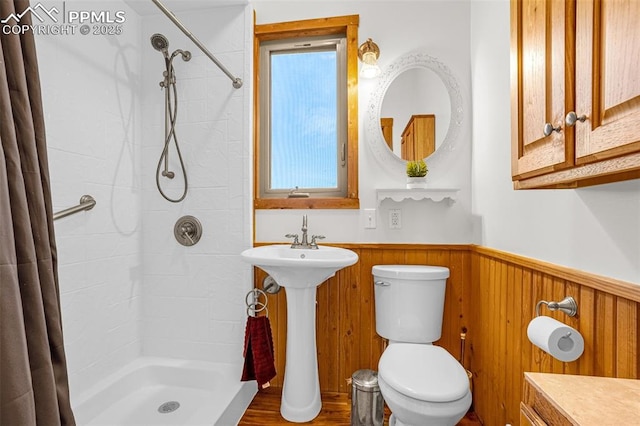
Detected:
[{"left": 372, "top": 265, "right": 449, "bottom": 280}]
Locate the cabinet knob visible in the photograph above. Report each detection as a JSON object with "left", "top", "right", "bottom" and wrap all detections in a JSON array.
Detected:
[
  {"left": 543, "top": 122, "right": 562, "bottom": 137},
  {"left": 565, "top": 111, "right": 587, "bottom": 127}
]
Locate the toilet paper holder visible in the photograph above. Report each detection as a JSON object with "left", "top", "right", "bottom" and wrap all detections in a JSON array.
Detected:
[{"left": 535, "top": 296, "right": 578, "bottom": 317}]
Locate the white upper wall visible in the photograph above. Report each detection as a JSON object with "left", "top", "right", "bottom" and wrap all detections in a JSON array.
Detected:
[
  {"left": 469, "top": 0, "right": 640, "bottom": 284},
  {"left": 252, "top": 0, "right": 639, "bottom": 284},
  {"left": 253, "top": 0, "right": 475, "bottom": 244}
]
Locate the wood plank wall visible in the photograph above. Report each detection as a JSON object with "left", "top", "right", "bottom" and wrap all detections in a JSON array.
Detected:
[
  {"left": 252, "top": 244, "right": 472, "bottom": 393},
  {"left": 250, "top": 243, "right": 640, "bottom": 425},
  {"left": 470, "top": 246, "right": 640, "bottom": 426}
]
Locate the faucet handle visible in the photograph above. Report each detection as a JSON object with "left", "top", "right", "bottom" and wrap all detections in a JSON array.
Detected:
[
  {"left": 310, "top": 235, "right": 325, "bottom": 248},
  {"left": 285, "top": 233, "right": 300, "bottom": 245}
]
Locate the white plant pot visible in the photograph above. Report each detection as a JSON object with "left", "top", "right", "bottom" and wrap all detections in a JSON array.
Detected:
[{"left": 406, "top": 176, "right": 427, "bottom": 189}]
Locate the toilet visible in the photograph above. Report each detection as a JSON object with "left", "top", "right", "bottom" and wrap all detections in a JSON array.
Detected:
[{"left": 373, "top": 265, "right": 472, "bottom": 426}]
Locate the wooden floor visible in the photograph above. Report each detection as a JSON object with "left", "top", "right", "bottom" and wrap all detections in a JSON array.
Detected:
[{"left": 239, "top": 387, "right": 482, "bottom": 425}]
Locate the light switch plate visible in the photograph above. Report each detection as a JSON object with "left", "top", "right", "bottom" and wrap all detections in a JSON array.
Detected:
[{"left": 363, "top": 208, "right": 376, "bottom": 229}]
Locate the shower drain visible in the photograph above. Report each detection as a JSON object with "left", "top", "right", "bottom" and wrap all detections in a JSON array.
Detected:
[{"left": 157, "top": 401, "right": 180, "bottom": 414}]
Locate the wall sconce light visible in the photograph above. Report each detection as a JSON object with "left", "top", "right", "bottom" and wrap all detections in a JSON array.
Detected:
[{"left": 358, "top": 38, "right": 381, "bottom": 78}]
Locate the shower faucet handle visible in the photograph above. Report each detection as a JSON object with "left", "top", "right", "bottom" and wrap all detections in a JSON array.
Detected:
[
  {"left": 181, "top": 225, "right": 195, "bottom": 245},
  {"left": 174, "top": 216, "right": 202, "bottom": 247}
]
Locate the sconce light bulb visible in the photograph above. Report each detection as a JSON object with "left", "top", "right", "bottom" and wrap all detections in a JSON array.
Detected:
[
  {"left": 361, "top": 53, "right": 381, "bottom": 78},
  {"left": 361, "top": 65, "right": 381, "bottom": 78},
  {"left": 362, "top": 51, "right": 376, "bottom": 65},
  {"left": 359, "top": 40, "right": 381, "bottom": 78}
]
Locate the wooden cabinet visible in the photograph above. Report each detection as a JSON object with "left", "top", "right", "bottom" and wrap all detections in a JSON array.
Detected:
[
  {"left": 521, "top": 373, "right": 640, "bottom": 425},
  {"left": 400, "top": 114, "right": 435, "bottom": 161},
  {"left": 380, "top": 117, "right": 394, "bottom": 150},
  {"left": 521, "top": 373, "right": 571, "bottom": 426},
  {"left": 511, "top": 0, "right": 640, "bottom": 189}
]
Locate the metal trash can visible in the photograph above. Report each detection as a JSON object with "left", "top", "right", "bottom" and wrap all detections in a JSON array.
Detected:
[{"left": 350, "top": 369, "right": 384, "bottom": 426}]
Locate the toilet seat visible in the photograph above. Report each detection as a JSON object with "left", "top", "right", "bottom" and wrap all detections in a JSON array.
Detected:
[{"left": 378, "top": 343, "right": 469, "bottom": 403}]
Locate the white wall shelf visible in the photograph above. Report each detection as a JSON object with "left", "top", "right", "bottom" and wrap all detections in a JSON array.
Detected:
[{"left": 376, "top": 188, "right": 459, "bottom": 204}]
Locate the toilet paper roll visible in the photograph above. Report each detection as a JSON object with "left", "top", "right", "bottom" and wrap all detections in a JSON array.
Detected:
[{"left": 527, "top": 316, "right": 584, "bottom": 362}]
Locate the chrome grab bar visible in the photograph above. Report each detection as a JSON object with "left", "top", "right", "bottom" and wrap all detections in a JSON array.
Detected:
[{"left": 53, "top": 195, "right": 96, "bottom": 221}]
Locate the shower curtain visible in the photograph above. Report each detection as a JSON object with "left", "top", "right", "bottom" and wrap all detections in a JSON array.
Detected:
[{"left": 0, "top": 1, "right": 75, "bottom": 424}]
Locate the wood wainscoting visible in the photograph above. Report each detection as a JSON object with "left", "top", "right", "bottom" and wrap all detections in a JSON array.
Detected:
[
  {"left": 252, "top": 244, "right": 473, "bottom": 393},
  {"left": 469, "top": 246, "right": 640, "bottom": 426},
  {"left": 250, "top": 243, "right": 639, "bottom": 425}
]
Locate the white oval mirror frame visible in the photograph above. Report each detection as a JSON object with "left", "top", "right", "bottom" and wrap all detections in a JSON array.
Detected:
[{"left": 366, "top": 52, "right": 463, "bottom": 173}]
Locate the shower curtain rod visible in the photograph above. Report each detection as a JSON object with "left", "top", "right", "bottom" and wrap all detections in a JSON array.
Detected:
[{"left": 151, "top": 0, "right": 243, "bottom": 89}]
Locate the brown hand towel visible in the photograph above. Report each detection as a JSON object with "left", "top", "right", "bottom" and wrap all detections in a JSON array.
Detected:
[{"left": 241, "top": 315, "right": 276, "bottom": 389}]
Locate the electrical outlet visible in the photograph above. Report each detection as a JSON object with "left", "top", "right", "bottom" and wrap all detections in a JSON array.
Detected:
[
  {"left": 389, "top": 209, "right": 402, "bottom": 229},
  {"left": 363, "top": 208, "right": 376, "bottom": 229}
]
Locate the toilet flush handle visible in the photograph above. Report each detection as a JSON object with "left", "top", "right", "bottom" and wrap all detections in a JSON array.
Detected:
[{"left": 374, "top": 281, "right": 390, "bottom": 287}]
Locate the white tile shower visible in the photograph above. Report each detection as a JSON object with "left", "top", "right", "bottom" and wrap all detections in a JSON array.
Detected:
[{"left": 39, "top": 0, "right": 253, "bottom": 405}]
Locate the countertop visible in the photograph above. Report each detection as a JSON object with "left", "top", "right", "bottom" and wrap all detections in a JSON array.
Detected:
[{"left": 525, "top": 372, "right": 640, "bottom": 425}]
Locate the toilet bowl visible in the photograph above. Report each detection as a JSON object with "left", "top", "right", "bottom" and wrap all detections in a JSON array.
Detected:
[
  {"left": 378, "top": 343, "right": 471, "bottom": 426},
  {"left": 373, "top": 265, "right": 472, "bottom": 426}
]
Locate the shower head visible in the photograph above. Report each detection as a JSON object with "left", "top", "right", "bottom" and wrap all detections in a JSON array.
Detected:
[
  {"left": 150, "top": 33, "right": 169, "bottom": 53},
  {"left": 171, "top": 49, "right": 192, "bottom": 62}
]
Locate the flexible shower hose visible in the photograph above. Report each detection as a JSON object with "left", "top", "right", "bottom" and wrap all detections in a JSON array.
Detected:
[{"left": 156, "top": 63, "right": 188, "bottom": 203}]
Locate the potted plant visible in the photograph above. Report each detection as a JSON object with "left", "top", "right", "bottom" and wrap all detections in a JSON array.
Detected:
[{"left": 406, "top": 159, "right": 428, "bottom": 188}]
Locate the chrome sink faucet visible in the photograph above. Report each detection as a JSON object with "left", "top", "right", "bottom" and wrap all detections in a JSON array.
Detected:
[
  {"left": 285, "top": 215, "right": 325, "bottom": 249},
  {"left": 300, "top": 214, "right": 310, "bottom": 246}
]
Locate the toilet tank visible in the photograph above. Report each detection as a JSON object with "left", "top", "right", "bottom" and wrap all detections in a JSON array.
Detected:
[{"left": 373, "top": 265, "right": 449, "bottom": 344}]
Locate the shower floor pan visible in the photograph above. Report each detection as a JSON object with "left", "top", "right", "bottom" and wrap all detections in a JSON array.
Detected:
[{"left": 72, "top": 357, "right": 256, "bottom": 426}]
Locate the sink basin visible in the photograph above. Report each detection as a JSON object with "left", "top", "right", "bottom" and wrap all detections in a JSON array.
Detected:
[
  {"left": 241, "top": 244, "right": 358, "bottom": 422},
  {"left": 240, "top": 244, "right": 358, "bottom": 288}
]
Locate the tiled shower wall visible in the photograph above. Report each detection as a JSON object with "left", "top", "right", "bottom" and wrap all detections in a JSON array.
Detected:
[
  {"left": 40, "top": 1, "right": 143, "bottom": 397},
  {"left": 140, "top": 5, "right": 252, "bottom": 364},
  {"left": 40, "top": 1, "right": 252, "bottom": 399}
]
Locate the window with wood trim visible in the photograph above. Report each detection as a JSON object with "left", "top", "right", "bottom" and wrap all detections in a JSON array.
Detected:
[{"left": 254, "top": 15, "right": 359, "bottom": 209}]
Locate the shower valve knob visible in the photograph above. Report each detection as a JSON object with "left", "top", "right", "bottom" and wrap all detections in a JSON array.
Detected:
[{"left": 174, "top": 216, "right": 202, "bottom": 246}]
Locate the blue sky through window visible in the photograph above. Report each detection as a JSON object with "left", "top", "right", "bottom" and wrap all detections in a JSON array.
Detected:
[{"left": 270, "top": 50, "right": 338, "bottom": 190}]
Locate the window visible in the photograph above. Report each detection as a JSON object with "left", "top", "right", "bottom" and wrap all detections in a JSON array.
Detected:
[
  {"left": 262, "top": 37, "right": 345, "bottom": 197},
  {"left": 254, "top": 15, "right": 359, "bottom": 209}
]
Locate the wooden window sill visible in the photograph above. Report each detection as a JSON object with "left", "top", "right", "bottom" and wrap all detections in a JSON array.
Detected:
[{"left": 255, "top": 197, "right": 360, "bottom": 209}]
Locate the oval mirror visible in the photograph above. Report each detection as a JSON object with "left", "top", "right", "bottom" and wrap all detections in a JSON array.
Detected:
[
  {"left": 366, "top": 52, "right": 463, "bottom": 172},
  {"left": 381, "top": 68, "right": 450, "bottom": 158}
]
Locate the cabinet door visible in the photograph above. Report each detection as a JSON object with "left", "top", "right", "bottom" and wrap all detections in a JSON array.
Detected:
[
  {"left": 511, "top": 0, "right": 575, "bottom": 179},
  {"left": 520, "top": 402, "right": 548, "bottom": 426},
  {"left": 413, "top": 115, "right": 436, "bottom": 160},
  {"left": 574, "top": 0, "right": 640, "bottom": 163},
  {"left": 400, "top": 115, "right": 435, "bottom": 161},
  {"left": 381, "top": 117, "right": 394, "bottom": 150},
  {"left": 401, "top": 122, "right": 414, "bottom": 160}
]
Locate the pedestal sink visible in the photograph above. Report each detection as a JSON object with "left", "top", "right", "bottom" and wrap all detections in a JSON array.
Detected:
[{"left": 241, "top": 244, "right": 358, "bottom": 422}]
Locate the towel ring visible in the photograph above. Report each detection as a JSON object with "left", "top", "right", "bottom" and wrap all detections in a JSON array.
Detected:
[{"left": 245, "top": 288, "right": 269, "bottom": 317}]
